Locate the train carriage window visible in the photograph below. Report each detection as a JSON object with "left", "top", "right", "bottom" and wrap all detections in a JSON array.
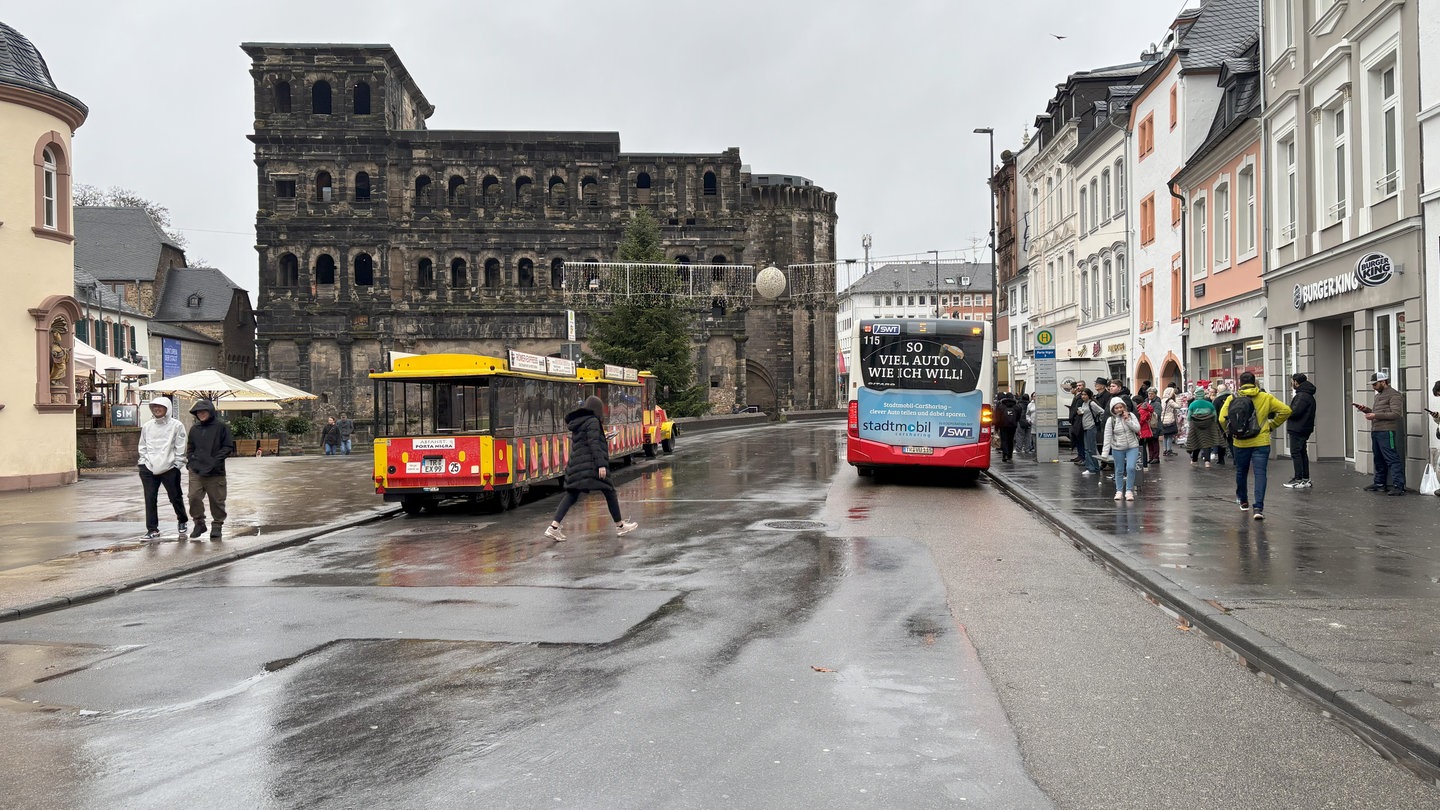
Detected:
[
  {"left": 432, "top": 381, "right": 489, "bottom": 433},
  {"left": 494, "top": 378, "right": 518, "bottom": 431}
]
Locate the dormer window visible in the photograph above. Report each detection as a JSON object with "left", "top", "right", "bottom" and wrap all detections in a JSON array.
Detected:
[{"left": 187, "top": 293, "right": 204, "bottom": 308}]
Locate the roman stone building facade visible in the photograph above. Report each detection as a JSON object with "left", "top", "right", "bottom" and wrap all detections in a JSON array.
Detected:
[{"left": 243, "top": 43, "right": 836, "bottom": 426}]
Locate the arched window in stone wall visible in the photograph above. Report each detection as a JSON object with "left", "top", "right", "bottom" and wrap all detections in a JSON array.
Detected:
[
  {"left": 274, "top": 81, "right": 291, "bottom": 113},
  {"left": 515, "top": 176, "right": 534, "bottom": 206},
  {"left": 518, "top": 258, "right": 535, "bottom": 288},
  {"left": 636, "top": 172, "right": 652, "bottom": 203},
  {"left": 354, "top": 172, "right": 371, "bottom": 201},
  {"left": 581, "top": 176, "right": 599, "bottom": 206},
  {"left": 551, "top": 258, "right": 565, "bottom": 289},
  {"left": 484, "top": 258, "right": 502, "bottom": 289},
  {"left": 33, "top": 137, "right": 74, "bottom": 237},
  {"left": 312, "top": 80, "right": 332, "bottom": 115},
  {"left": 315, "top": 254, "right": 336, "bottom": 285},
  {"left": 450, "top": 258, "right": 468, "bottom": 288},
  {"left": 353, "top": 81, "right": 371, "bottom": 115},
  {"left": 415, "top": 175, "right": 433, "bottom": 206},
  {"left": 277, "top": 253, "right": 299, "bottom": 287},
  {"left": 448, "top": 175, "right": 467, "bottom": 206},
  {"left": 482, "top": 176, "right": 501, "bottom": 207},
  {"left": 354, "top": 253, "right": 374, "bottom": 287},
  {"left": 315, "top": 171, "right": 333, "bottom": 202},
  {"left": 703, "top": 171, "right": 718, "bottom": 196},
  {"left": 548, "top": 177, "right": 567, "bottom": 207},
  {"left": 417, "top": 258, "right": 434, "bottom": 288},
  {"left": 41, "top": 147, "right": 57, "bottom": 229},
  {"left": 710, "top": 255, "right": 727, "bottom": 281}
]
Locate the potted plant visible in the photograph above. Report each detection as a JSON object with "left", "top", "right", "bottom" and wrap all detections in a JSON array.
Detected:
[
  {"left": 255, "top": 412, "right": 283, "bottom": 456},
  {"left": 229, "top": 415, "right": 259, "bottom": 456},
  {"left": 282, "top": 415, "right": 311, "bottom": 454}
]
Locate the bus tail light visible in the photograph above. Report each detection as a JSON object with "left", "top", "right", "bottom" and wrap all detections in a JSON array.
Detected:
[
  {"left": 980, "top": 404, "right": 994, "bottom": 426},
  {"left": 847, "top": 400, "right": 859, "bottom": 434}
]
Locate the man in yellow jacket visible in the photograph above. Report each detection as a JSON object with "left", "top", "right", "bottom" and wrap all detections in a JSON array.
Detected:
[{"left": 1219, "top": 371, "right": 1292, "bottom": 521}]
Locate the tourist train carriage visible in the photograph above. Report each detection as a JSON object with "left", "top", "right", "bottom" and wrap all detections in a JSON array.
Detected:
[{"left": 370, "top": 351, "right": 654, "bottom": 514}]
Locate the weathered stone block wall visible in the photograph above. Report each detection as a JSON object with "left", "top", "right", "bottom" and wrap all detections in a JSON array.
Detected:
[{"left": 77, "top": 427, "right": 138, "bottom": 468}]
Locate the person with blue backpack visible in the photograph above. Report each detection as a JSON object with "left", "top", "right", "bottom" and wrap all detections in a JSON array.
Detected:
[{"left": 1219, "top": 371, "right": 1292, "bottom": 521}]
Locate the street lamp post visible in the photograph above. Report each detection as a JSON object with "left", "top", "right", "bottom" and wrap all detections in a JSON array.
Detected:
[
  {"left": 973, "top": 127, "right": 998, "bottom": 377},
  {"left": 930, "top": 249, "right": 941, "bottom": 318}
]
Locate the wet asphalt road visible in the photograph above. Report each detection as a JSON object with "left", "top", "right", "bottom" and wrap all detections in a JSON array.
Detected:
[{"left": 1, "top": 424, "right": 1437, "bottom": 808}]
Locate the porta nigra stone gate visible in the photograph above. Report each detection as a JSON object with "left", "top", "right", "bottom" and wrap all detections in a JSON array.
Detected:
[{"left": 244, "top": 43, "right": 838, "bottom": 428}]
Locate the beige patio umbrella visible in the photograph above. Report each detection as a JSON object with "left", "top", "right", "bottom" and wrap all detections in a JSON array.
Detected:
[
  {"left": 212, "top": 396, "right": 282, "bottom": 411},
  {"left": 139, "top": 368, "right": 274, "bottom": 401},
  {"left": 246, "top": 376, "right": 318, "bottom": 402}
]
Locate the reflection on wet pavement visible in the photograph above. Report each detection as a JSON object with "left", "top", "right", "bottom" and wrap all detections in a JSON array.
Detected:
[{"left": 0, "top": 422, "right": 1053, "bottom": 808}]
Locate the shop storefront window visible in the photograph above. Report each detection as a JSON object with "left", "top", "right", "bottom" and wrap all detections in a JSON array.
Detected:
[
  {"left": 1375, "top": 308, "right": 1404, "bottom": 389},
  {"left": 1202, "top": 339, "right": 1264, "bottom": 391}
]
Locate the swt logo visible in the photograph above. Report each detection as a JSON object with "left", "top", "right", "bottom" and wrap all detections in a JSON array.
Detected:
[
  {"left": 938, "top": 425, "right": 973, "bottom": 439},
  {"left": 871, "top": 324, "right": 901, "bottom": 335}
]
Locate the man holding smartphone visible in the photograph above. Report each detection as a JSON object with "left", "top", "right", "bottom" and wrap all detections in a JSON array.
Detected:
[{"left": 1358, "top": 371, "right": 1405, "bottom": 495}]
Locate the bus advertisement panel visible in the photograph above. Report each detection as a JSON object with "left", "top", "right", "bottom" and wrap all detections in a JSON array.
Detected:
[{"left": 847, "top": 319, "right": 992, "bottom": 477}]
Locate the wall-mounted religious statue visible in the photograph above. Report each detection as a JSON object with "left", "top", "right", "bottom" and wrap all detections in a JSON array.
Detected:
[{"left": 50, "top": 322, "right": 71, "bottom": 403}]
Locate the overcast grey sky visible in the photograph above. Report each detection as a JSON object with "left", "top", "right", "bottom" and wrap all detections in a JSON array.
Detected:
[{"left": 11, "top": 1, "right": 1184, "bottom": 300}]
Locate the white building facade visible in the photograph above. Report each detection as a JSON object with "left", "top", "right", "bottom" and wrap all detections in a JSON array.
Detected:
[
  {"left": 1262, "top": 0, "right": 1426, "bottom": 480},
  {"left": 1068, "top": 93, "right": 1134, "bottom": 386}
]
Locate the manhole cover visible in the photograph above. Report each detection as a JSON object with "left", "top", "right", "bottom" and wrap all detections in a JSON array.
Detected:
[{"left": 762, "top": 520, "right": 827, "bottom": 531}]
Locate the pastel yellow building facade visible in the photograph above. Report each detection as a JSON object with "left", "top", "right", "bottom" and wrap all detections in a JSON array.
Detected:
[{"left": 0, "top": 22, "right": 88, "bottom": 490}]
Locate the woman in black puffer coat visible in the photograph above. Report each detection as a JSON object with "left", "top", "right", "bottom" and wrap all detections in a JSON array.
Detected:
[{"left": 544, "top": 395, "right": 638, "bottom": 541}]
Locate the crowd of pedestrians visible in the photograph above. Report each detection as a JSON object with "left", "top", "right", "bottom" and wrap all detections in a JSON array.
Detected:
[{"left": 1003, "top": 366, "right": 1437, "bottom": 516}]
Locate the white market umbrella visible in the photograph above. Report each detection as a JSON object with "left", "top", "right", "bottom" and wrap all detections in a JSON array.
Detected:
[
  {"left": 246, "top": 376, "right": 318, "bottom": 402},
  {"left": 139, "top": 368, "right": 274, "bottom": 401},
  {"left": 73, "top": 338, "right": 154, "bottom": 377},
  {"left": 213, "top": 396, "right": 282, "bottom": 411}
]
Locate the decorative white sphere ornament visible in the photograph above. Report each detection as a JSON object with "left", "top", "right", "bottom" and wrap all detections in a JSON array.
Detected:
[{"left": 755, "top": 266, "right": 787, "bottom": 299}]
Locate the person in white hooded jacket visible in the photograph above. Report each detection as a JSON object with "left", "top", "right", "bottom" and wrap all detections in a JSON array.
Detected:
[{"left": 137, "top": 396, "right": 189, "bottom": 539}]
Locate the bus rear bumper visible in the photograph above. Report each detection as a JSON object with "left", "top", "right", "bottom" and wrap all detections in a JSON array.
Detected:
[{"left": 845, "top": 435, "right": 991, "bottom": 470}]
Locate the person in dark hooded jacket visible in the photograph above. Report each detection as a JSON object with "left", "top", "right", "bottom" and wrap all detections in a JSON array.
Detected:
[
  {"left": 186, "top": 399, "right": 235, "bottom": 541},
  {"left": 1284, "top": 373, "right": 1318, "bottom": 489},
  {"left": 543, "top": 395, "right": 638, "bottom": 542},
  {"left": 995, "top": 392, "right": 1022, "bottom": 462}
]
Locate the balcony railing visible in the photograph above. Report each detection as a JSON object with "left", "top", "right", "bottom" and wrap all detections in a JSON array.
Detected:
[{"left": 1375, "top": 171, "right": 1398, "bottom": 196}]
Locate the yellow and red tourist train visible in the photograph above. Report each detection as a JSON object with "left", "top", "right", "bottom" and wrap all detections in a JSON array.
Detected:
[{"left": 370, "top": 351, "right": 673, "bottom": 514}]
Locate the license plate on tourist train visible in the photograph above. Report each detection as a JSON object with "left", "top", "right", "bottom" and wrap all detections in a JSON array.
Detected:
[
  {"left": 421, "top": 456, "right": 445, "bottom": 473},
  {"left": 902, "top": 446, "right": 934, "bottom": 455}
]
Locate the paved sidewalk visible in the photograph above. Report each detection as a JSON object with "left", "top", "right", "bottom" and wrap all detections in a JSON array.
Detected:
[
  {"left": 987, "top": 451, "right": 1440, "bottom": 780},
  {"left": 0, "top": 454, "right": 392, "bottom": 616}
]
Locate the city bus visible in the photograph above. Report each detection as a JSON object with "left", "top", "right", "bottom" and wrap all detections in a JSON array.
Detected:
[
  {"left": 369, "top": 351, "right": 659, "bottom": 514},
  {"left": 846, "top": 318, "right": 993, "bottom": 480}
]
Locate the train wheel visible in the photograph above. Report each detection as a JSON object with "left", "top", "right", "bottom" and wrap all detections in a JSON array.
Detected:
[
  {"left": 401, "top": 496, "right": 424, "bottom": 515},
  {"left": 644, "top": 443, "right": 656, "bottom": 458},
  {"left": 661, "top": 438, "right": 674, "bottom": 454}
]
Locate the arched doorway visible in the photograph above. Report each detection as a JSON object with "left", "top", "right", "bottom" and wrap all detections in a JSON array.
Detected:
[
  {"left": 1160, "top": 352, "right": 1182, "bottom": 393},
  {"left": 1134, "top": 355, "right": 1154, "bottom": 392}
]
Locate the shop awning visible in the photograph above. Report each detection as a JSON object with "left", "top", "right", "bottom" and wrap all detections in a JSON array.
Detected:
[{"left": 73, "top": 339, "right": 154, "bottom": 377}]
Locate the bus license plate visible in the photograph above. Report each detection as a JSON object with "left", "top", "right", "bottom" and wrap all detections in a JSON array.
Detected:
[
  {"left": 421, "top": 456, "right": 445, "bottom": 473},
  {"left": 902, "top": 446, "right": 934, "bottom": 455}
]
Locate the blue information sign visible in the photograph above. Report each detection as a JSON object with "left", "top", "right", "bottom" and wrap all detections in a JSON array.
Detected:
[
  {"left": 1034, "top": 348, "right": 1056, "bottom": 359},
  {"left": 162, "top": 338, "right": 181, "bottom": 378}
]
